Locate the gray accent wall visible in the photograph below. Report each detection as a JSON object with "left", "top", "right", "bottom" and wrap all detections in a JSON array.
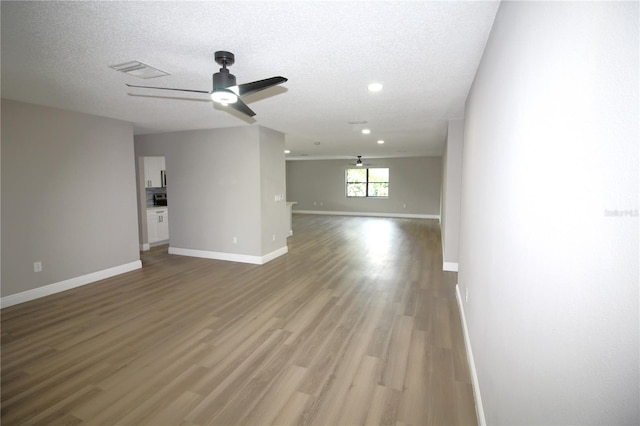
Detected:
[
  {"left": 134, "top": 126, "right": 287, "bottom": 258},
  {"left": 1, "top": 99, "right": 140, "bottom": 297},
  {"left": 459, "top": 2, "right": 639, "bottom": 424},
  {"left": 286, "top": 156, "right": 442, "bottom": 216}
]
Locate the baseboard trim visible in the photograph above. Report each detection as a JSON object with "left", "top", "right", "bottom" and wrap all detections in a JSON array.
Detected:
[
  {"left": 455, "top": 284, "right": 486, "bottom": 426},
  {"left": 168, "top": 246, "right": 288, "bottom": 265},
  {"left": 443, "top": 261, "right": 459, "bottom": 272},
  {"left": 150, "top": 239, "right": 169, "bottom": 248},
  {"left": 293, "top": 210, "right": 440, "bottom": 220},
  {"left": 1, "top": 260, "right": 143, "bottom": 309},
  {"left": 261, "top": 246, "right": 289, "bottom": 263}
]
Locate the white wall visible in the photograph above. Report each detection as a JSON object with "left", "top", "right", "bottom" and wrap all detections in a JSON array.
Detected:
[
  {"left": 259, "top": 126, "right": 288, "bottom": 254},
  {"left": 1, "top": 100, "right": 141, "bottom": 300},
  {"left": 441, "top": 119, "right": 464, "bottom": 271},
  {"left": 286, "top": 156, "right": 442, "bottom": 217},
  {"left": 135, "top": 126, "right": 288, "bottom": 262},
  {"left": 459, "top": 2, "right": 639, "bottom": 425}
]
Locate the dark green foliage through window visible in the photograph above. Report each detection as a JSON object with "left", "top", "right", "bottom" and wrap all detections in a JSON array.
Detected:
[{"left": 346, "top": 168, "right": 389, "bottom": 198}]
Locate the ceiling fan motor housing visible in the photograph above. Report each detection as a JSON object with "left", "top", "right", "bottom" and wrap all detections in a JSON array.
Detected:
[{"left": 212, "top": 69, "right": 236, "bottom": 90}]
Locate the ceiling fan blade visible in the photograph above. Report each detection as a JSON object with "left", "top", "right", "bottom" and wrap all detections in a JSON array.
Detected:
[
  {"left": 126, "top": 83, "right": 210, "bottom": 94},
  {"left": 236, "top": 77, "right": 287, "bottom": 97},
  {"left": 228, "top": 97, "right": 256, "bottom": 117}
]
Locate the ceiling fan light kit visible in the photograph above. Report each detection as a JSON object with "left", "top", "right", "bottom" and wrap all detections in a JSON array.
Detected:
[
  {"left": 210, "top": 90, "right": 238, "bottom": 105},
  {"left": 125, "top": 50, "right": 287, "bottom": 117}
]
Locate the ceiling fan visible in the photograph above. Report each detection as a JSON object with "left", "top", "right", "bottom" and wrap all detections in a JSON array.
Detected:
[
  {"left": 125, "top": 51, "right": 287, "bottom": 117},
  {"left": 348, "top": 156, "right": 372, "bottom": 167}
]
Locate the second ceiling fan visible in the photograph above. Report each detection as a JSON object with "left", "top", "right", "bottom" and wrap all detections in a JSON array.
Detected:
[
  {"left": 126, "top": 51, "right": 287, "bottom": 117},
  {"left": 348, "top": 156, "right": 372, "bottom": 167}
]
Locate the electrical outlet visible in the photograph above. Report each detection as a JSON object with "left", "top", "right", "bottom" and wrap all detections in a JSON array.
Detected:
[
  {"left": 34, "top": 261, "right": 42, "bottom": 272},
  {"left": 465, "top": 288, "right": 469, "bottom": 303},
  {"left": 233, "top": 237, "right": 238, "bottom": 244},
  {"left": 313, "top": 201, "right": 316, "bottom": 206},
  {"left": 403, "top": 203, "right": 407, "bottom": 209},
  {"left": 272, "top": 234, "right": 276, "bottom": 241}
]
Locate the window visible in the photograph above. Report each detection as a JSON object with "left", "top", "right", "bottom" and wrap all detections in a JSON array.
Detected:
[{"left": 346, "top": 168, "right": 389, "bottom": 198}]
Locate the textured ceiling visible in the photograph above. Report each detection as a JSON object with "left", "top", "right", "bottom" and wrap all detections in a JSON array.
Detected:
[{"left": 1, "top": 1, "right": 499, "bottom": 160}]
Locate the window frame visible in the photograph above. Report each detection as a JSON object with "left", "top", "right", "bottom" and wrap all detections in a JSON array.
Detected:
[{"left": 345, "top": 167, "right": 389, "bottom": 198}]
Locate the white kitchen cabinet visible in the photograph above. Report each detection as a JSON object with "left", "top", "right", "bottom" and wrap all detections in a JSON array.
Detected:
[
  {"left": 143, "top": 156, "right": 166, "bottom": 188},
  {"left": 157, "top": 210, "right": 169, "bottom": 241},
  {"left": 147, "top": 208, "right": 169, "bottom": 244},
  {"left": 147, "top": 210, "right": 159, "bottom": 243}
]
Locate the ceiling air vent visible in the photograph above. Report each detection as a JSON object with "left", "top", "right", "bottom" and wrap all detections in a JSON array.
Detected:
[{"left": 109, "top": 61, "right": 169, "bottom": 79}]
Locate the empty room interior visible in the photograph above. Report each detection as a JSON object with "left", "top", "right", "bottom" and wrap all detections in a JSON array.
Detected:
[{"left": 1, "top": 1, "right": 638, "bottom": 425}]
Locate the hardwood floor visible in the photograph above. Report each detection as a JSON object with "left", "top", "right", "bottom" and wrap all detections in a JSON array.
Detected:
[{"left": 1, "top": 214, "right": 476, "bottom": 425}]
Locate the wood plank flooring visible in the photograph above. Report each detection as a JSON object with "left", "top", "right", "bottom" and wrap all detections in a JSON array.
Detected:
[{"left": 1, "top": 214, "right": 476, "bottom": 425}]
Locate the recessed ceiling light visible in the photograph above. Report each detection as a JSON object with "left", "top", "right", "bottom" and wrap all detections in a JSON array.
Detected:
[
  {"left": 284, "top": 150, "right": 291, "bottom": 154},
  {"left": 314, "top": 141, "right": 321, "bottom": 145},
  {"left": 362, "top": 129, "right": 371, "bottom": 135},
  {"left": 377, "top": 140, "right": 385, "bottom": 144},
  {"left": 368, "top": 83, "right": 383, "bottom": 92}
]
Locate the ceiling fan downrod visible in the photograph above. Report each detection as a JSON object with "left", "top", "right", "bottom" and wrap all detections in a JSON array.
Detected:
[{"left": 212, "top": 51, "right": 236, "bottom": 90}]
